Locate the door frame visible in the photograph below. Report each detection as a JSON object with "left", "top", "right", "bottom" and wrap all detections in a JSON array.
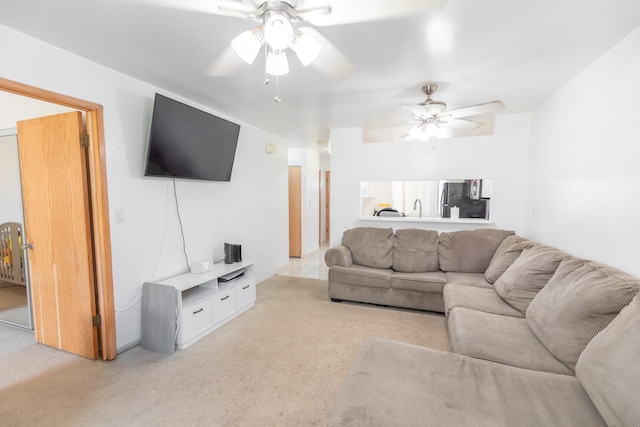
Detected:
[{"left": 0, "top": 77, "right": 116, "bottom": 360}]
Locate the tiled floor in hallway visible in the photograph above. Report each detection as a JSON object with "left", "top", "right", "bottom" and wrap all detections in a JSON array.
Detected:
[{"left": 277, "top": 243, "right": 329, "bottom": 280}]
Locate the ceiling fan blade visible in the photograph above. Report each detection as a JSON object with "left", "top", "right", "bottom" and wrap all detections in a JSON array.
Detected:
[
  {"left": 303, "top": 0, "right": 447, "bottom": 26},
  {"left": 441, "top": 118, "right": 484, "bottom": 131},
  {"left": 364, "top": 123, "right": 411, "bottom": 143},
  {"left": 293, "top": 6, "right": 333, "bottom": 22},
  {"left": 403, "top": 104, "right": 432, "bottom": 118},
  {"left": 123, "top": 0, "right": 257, "bottom": 18},
  {"left": 296, "top": 27, "right": 356, "bottom": 79},
  {"left": 366, "top": 119, "right": 420, "bottom": 128},
  {"left": 443, "top": 100, "right": 505, "bottom": 119},
  {"left": 203, "top": 44, "right": 249, "bottom": 77}
]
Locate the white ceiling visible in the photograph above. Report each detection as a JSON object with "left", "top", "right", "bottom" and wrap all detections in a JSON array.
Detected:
[{"left": 1, "top": 0, "right": 640, "bottom": 145}]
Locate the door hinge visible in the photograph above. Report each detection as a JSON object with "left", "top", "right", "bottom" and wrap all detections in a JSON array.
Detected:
[
  {"left": 92, "top": 315, "right": 101, "bottom": 328},
  {"left": 80, "top": 133, "right": 90, "bottom": 147}
]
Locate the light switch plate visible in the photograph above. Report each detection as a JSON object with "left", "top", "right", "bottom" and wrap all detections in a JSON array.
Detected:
[{"left": 116, "top": 208, "right": 125, "bottom": 223}]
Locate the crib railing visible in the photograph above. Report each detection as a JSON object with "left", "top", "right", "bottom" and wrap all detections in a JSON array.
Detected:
[{"left": 0, "top": 222, "right": 26, "bottom": 286}]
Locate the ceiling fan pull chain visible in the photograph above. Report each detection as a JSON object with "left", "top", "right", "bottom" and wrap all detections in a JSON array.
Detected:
[
  {"left": 274, "top": 75, "right": 282, "bottom": 103},
  {"left": 260, "top": 41, "right": 281, "bottom": 101}
]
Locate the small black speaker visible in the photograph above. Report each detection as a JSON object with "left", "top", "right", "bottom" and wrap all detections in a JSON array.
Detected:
[{"left": 224, "top": 243, "right": 242, "bottom": 264}]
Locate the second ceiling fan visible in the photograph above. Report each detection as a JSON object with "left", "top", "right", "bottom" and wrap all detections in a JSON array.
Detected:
[{"left": 367, "top": 84, "right": 505, "bottom": 142}]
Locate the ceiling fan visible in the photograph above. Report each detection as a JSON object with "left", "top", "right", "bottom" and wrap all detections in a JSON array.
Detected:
[
  {"left": 130, "top": 0, "right": 447, "bottom": 81},
  {"left": 370, "top": 84, "right": 505, "bottom": 141}
]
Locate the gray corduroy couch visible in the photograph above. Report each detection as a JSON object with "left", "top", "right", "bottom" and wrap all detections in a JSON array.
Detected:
[{"left": 327, "top": 227, "right": 640, "bottom": 426}]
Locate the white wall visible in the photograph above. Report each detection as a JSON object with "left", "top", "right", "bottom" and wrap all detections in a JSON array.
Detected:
[
  {"left": 304, "top": 148, "right": 320, "bottom": 253},
  {"left": 0, "top": 93, "right": 73, "bottom": 129},
  {"left": 525, "top": 25, "right": 640, "bottom": 277},
  {"left": 0, "top": 134, "right": 23, "bottom": 224},
  {"left": 0, "top": 25, "right": 290, "bottom": 351},
  {"left": 329, "top": 114, "right": 531, "bottom": 245}
]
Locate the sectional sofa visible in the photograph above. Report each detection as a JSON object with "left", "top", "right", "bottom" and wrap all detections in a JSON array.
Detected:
[
  {"left": 325, "top": 227, "right": 514, "bottom": 313},
  {"left": 325, "top": 227, "right": 640, "bottom": 426}
]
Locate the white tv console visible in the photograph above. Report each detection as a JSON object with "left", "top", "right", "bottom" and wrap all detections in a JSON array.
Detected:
[{"left": 141, "top": 261, "right": 255, "bottom": 353}]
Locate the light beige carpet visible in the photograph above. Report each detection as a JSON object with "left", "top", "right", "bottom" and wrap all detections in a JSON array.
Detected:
[{"left": 0, "top": 275, "right": 450, "bottom": 426}]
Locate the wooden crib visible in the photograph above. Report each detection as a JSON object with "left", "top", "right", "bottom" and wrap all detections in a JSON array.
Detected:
[{"left": 0, "top": 222, "right": 26, "bottom": 286}]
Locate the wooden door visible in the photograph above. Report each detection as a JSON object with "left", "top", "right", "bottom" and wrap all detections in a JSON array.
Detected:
[
  {"left": 325, "top": 170, "right": 331, "bottom": 242},
  {"left": 17, "top": 111, "right": 99, "bottom": 359},
  {"left": 288, "top": 166, "right": 302, "bottom": 257}
]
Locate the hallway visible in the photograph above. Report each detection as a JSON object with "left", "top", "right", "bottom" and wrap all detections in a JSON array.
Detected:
[{"left": 277, "top": 243, "right": 329, "bottom": 280}]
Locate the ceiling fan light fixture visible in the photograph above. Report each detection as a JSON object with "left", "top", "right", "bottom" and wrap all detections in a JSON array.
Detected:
[
  {"left": 231, "top": 29, "right": 262, "bottom": 64},
  {"left": 292, "top": 31, "right": 321, "bottom": 66},
  {"left": 425, "top": 121, "right": 439, "bottom": 136},
  {"left": 409, "top": 118, "right": 440, "bottom": 141},
  {"left": 264, "top": 10, "right": 294, "bottom": 51},
  {"left": 409, "top": 124, "right": 429, "bottom": 141},
  {"left": 266, "top": 50, "right": 289, "bottom": 76}
]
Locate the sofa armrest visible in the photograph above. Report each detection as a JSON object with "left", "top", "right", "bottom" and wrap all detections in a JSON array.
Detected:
[{"left": 325, "top": 245, "right": 353, "bottom": 268}]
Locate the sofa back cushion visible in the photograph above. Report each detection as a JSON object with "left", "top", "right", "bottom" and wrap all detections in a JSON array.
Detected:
[
  {"left": 575, "top": 294, "right": 640, "bottom": 427},
  {"left": 342, "top": 227, "right": 394, "bottom": 269},
  {"left": 438, "top": 229, "right": 515, "bottom": 273},
  {"left": 392, "top": 229, "right": 439, "bottom": 272},
  {"left": 484, "top": 235, "right": 535, "bottom": 283},
  {"left": 493, "top": 244, "right": 564, "bottom": 314},
  {"left": 526, "top": 257, "right": 640, "bottom": 371}
]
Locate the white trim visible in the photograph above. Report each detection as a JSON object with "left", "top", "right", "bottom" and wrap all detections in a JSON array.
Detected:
[{"left": 0, "top": 128, "right": 17, "bottom": 136}]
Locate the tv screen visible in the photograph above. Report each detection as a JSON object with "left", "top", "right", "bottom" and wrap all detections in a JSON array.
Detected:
[{"left": 144, "top": 94, "right": 241, "bottom": 182}]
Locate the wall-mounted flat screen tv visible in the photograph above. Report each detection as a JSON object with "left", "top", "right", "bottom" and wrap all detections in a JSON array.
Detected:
[{"left": 144, "top": 93, "right": 241, "bottom": 182}]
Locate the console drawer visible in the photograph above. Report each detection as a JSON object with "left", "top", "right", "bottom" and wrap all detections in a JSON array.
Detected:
[
  {"left": 212, "top": 289, "right": 236, "bottom": 325},
  {"left": 236, "top": 281, "right": 256, "bottom": 310},
  {"left": 180, "top": 298, "right": 215, "bottom": 344}
]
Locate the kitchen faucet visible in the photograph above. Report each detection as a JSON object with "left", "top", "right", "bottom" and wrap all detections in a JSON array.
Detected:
[{"left": 413, "top": 198, "right": 422, "bottom": 218}]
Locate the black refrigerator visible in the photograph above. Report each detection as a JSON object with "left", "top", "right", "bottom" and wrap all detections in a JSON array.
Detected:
[{"left": 440, "top": 182, "right": 488, "bottom": 219}]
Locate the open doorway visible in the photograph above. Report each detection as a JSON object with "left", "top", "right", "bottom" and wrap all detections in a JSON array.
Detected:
[{"left": 0, "top": 78, "right": 116, "bottom": 360}]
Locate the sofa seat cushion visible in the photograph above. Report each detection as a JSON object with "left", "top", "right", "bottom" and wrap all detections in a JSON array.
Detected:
[
  {"left": 438, "top": 229, "right": 514, "bottom": 273},
  {"left": 328, "top": 265, "right": 393, "bottom": 289},
  {"left": 576, "top": 295, "right": 640, "bottom": 427},
  {"left": 391, "top": 271, "right": 447, "bottom": 293},
  {"left": 328, "top": 338, "right": 605, "bottom": 427},
  {"left": 484, "top": 235, "right": 534, "bottom": 283},
  {"left": 342, "top": 227, "right": 394, "bottom": 269},
  {"left": 444, "top": 272, "right": 493, "bottom": 288},
  {"left": 392, "top": 228, "right": 439, "bottom": 272},
  {"left": 527, "top": 257, "right": 639, "bottom": 372},
  {"left": 493, "top": 244, "right": 565, "bottom": 314},
  {"left": 448, "top": 307, "right": 574, "bottom": 375},
  {"left": 443, "top": 284, "right": 524, "bottom": 318}
]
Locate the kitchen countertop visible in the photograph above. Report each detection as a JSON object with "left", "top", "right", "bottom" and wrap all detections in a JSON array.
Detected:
[{"left": 359, "top": 216, "right": 493, "bottom": 225}]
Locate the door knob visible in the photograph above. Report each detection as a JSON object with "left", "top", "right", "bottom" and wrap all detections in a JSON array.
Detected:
[{"left": 22, "top": 242, "right": 34, "bottom": 250}]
